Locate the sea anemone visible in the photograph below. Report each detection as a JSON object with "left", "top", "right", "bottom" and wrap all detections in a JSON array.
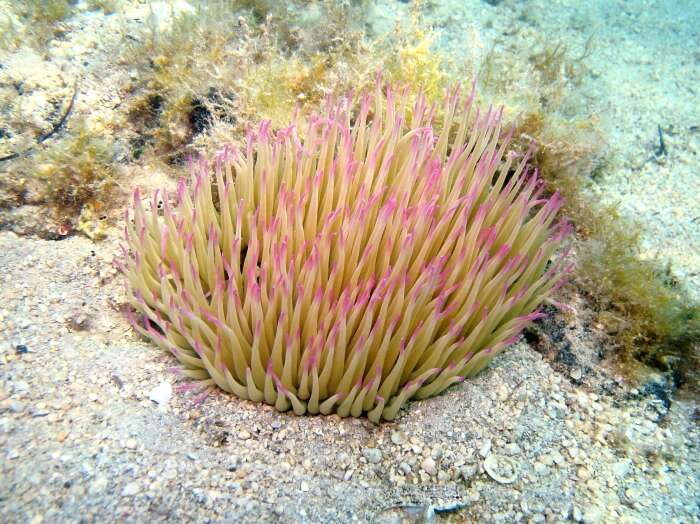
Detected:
[{"left": 120, "top": 81, "right": 571, "bottom": 422}]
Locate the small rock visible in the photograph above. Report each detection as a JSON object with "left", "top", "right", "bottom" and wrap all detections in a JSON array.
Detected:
[
  {"left": 363, "top": 448, "right": 382, "bottom": 464},
  {"left": 582, "top": 506, "right": 602, "bottom": 524},
  {"left": 121, "top": 482, "right": 140, "bottom": 497},
  {"left": 300, "top": 481, "right": 309, "bottom": 492},
  {"left": 125, "top": 438, "right": 137, "bottom": 449},
  {"left": 479, "top": 439, "right": 492, "bottom": 458},
  {"left": 110, "top": 374, "right": 124, "bottom": 389},
  {"left": 11, "top": 381, "right": 29, "bottom": 396},
  {"left": 148, "top": 381, "right": 172, "bottom": 405},
  {"left": 398, "top": 462, "right": 412, "bottom": 474},
  {"left": 459, "top": 464, "right": 477, "bottom": 480},
  {"left": 421, "top": 457, "right": 437, "bottom": 476},
  {"left": 533, "top": 462, "right": 548, "bottom": 476},
  {"left": 191, "top": 488, "right": 208, "bottom": 505},
  {"left": 611, "top": 460, "right": 630, "bottom": 478},
  {"left": 238, "top": 430, "right": 251, "bottom": 440},
  {"left": 504, "top": 443, "right": 521, "bottom": 456},
  {"left": 89, "top": 475, "right": 108, "bottom": 495},
  {"left": 625, "top": 487, "right": 641, "bottom": 501},
  {"left": 336, "top": 452, "right": 350, "bottom": 467},
  {"left": 540, "top": 453, "right": 554, "bottom": 467},
  {"left": 391, "top": 431, "right": 406, "bottom": 445},
  {"left": 1, "top": 399, "right": 25, "bottom": 413}
]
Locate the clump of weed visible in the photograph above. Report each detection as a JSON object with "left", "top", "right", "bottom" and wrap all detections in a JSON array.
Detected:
[
  {"left": 0, "top": 10, "right": 22, "bottom": 52},
  {"left": 121, "top": 0, "right": 387, "bottom": 161},
  {"left": 21, "top": 0, "right": 74, "bottom": 25},
  {"left": 516, "top": 89, "right": 700, "bottom": 389},
  {"left": 120, "top": 3, "right": 237, "bottom": 161},
  {"left": 576, "top": 213, "right": 699, "bottom": 383},
  {"left": 573, "top": 205, "right": 700, "bottom": 388},
  {"left": 1, "top": 0, "right": 76, "bottom": 51},
  {"left": 473, "top": 31, "right": 699, "bottom": 388},
  {"left": 121, "top": 1, "right": 372, "bottom": 161},
  {"left": 383, "top": 17, "right": 450, "bottom": 99},
  {"left": 86, "top": 0, "right": 117, "bottom": 15},
  {"left": 10, "top": 121, "right": 118, "bottom": 223}
]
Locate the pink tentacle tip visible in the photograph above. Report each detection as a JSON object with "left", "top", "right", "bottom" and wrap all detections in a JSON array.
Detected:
[
  {"left": 193, "top": 387, "right": 212, "bottom": 407},
  {"left": 175, "top": 382, "right": 199, "bottom": 393}
]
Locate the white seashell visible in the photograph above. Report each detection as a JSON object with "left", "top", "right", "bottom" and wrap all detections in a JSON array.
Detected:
[
  {"left": 483, "top": 454, "right": 519, "bottom": 484},
  {"left": 148, "top": 381, "right": 173, "bottom": 405}
]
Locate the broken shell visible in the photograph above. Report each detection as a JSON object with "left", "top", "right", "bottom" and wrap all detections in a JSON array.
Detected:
[{"left": 483, "top": 454, "right": 519, "bottom": 484}]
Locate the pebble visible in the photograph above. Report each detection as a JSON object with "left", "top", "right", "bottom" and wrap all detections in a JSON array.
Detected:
[
  {"left": 13, "top": 381, "right": 29, "bottom": 393},
  {"left": 89, "top": 476, "right": 108, "bottom": 495},
  {"left": 582, "top": 506, "right": 602, "bottom": 524},
  {"left": 121, "top": 482, "right": 140, "bottom": 497},
  {"left": 237, "top": 430, "right": 251, "bottom": 440},
  {"left": 504, "top": 443, "right": 521, "bottom": 455},
  {"left": 421, "top": 457, "right": 437, "bottom": 476},
  {"left": 459, "top": 464, "right": 477, "bottom": 480},
  {"left": 479, "top": 439, "right": 492, "bottom": 458},
  {"left": 533, "top": 462, "right": 548, "bottom": 476},
  {"left": 363, "top": 448, "right": 382, "bottom": 464},
  {"left": 390, "top": 431, "right": 406, "bottom": 445},
  {"left": 1, "top": 399, "right": 25, "bottom": 413},
  {"left": 625, "top": 487, "right": 641, "bottom": 501},
  {"left": 125, "top": 438, "right": 137, "bottom": 449},
  {"left": 611, "top": 460, "right": 631, "bottom": 478}
]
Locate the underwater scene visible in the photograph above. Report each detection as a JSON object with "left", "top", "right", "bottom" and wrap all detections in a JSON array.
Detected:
[{"left": 0, "top": 0, "right": 698, "bottom": 522}]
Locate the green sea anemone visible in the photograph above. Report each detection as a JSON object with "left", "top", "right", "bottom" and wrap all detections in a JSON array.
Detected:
[{"left": 120, "top": 81, "right": 570, "bottom": 422}]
